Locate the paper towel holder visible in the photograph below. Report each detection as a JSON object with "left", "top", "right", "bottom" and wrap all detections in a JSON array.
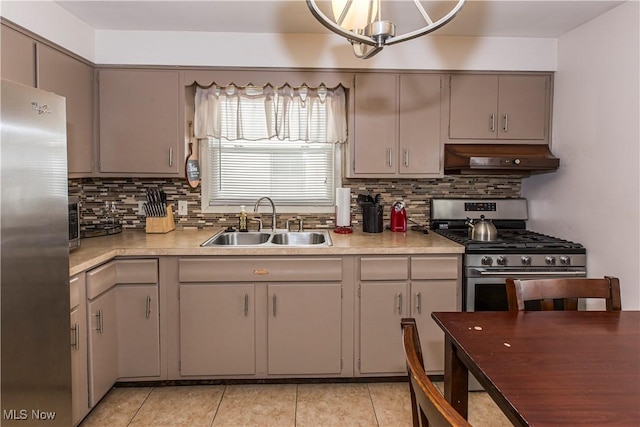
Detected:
[
  {"left": 334, "top": 204, "right": 353, "bottom": 234},
  {"left": 334, "top": 187, "right": 353, "bottom": 234}
]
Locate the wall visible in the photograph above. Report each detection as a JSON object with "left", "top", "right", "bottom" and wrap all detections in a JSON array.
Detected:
[
  {"left": 71, "top": 176, "right": 522, "bottom": 233},
  {"left": 93, "top": 30, "right": 557, "bottom": 71},
  {"left": 522, "top": 1, "right": 640, "bottom": 309},
  {"left": 0, "top": 0, "right": 95, "bottom": 61},
  {"left": 0, "top": 1, "right": 557, "bottom": 71}
]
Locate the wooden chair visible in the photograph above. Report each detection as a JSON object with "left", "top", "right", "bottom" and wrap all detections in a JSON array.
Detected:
[
  {"left": 401, "top": 318, "right": 472, "bottom": 427},
  {"left": 506, "top": 276, "right": 622, "bottom": 311}
]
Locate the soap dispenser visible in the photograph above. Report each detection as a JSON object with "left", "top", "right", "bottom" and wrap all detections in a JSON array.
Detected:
[{"left": 238, "top": 205, "right": 248, "bottom": 232}]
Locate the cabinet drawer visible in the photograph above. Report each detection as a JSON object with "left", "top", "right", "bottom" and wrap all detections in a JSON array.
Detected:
[
  {"left": 87, "top": 259, "right": 158, "bottom": 299},
  {"left": 69, "top": 274, "right": 82, "bottom": 310},
  {"left": 115, "top": 259, "right": 158, "bottom": 284},
  {"left": 87, "top": 262, "right": 117, "bottom": 300},
  {"left": 360, "top": 257, "right": 409, "bottom": 281},
  {"left": 178, "top": 257, "right": 342, "bottom": 282},
  {"left": 411, "top": 256, "right": 459, "bottom": 280}
]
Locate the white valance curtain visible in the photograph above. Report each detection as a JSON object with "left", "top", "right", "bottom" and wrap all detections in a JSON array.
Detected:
[{"left": 194, "top": 83, "right": 347, "bottom": 143}]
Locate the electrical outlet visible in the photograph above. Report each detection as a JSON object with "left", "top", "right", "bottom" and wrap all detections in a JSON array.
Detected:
[
  {"left": 138, "top": 201, "right": 146, "bottom": 216},
  {"left": 178, "top": 200, "right": 188, "bottom": 216}
]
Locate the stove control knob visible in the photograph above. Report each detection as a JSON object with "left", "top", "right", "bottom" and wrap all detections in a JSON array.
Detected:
[
  {"left": 481, "top": 256, "right": 493, "bottom": 266},
  {"left": 497, "top": 256, "right": 508, "bottom": 266},
  {"left": 560, "top": 256, "right": 571, "bottom": 266},
  {"left": 545, "top": 256, "right": 557, "bottom": 266},
  {"left": 521, "top": 256, "right": 532, "bottom": 266}
]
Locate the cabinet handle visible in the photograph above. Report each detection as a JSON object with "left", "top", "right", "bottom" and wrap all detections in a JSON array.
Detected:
[
  {"left": 403, "top": 149, "right": 409, "bottom": 167},
  {"left": 145, "top": 296, "right": 152, "bottom": 319},
  {"left": 502, "top": 113, "right": 509, "bottom": 133},
  {"left": 71, "top": 323, "right": 79, "bottom": 350},
  {"left": 272, "top": 295, "right": 277, "bottom": 317},
  {"left": 416, "top": 292, "right": 422, "bottom": 314},
  {"left": 387, "top": 148, "right": 393, "bottom": 168},
  {"left": 490, "top": 113, "right": 495, "bottom": 132},
  {"left": 244, "top": 293, "right": 249, "bottom": 317},
  {"left": 169, "top": 148, "right": 174, "bottom": 167},
  {"left": 94, "top": 310, "right": 103, "bottom": 334},
  {"left": 397, "top": 293, "right": 403, "bottom": 314}
]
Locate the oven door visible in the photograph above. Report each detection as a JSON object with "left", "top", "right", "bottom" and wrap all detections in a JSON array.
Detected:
[{"left": 465, "top": 267, "right": 587, "bottom": 312}]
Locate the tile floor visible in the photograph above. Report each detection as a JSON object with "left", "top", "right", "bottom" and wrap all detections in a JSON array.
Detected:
[{"left": 80, "top": 381, "right": 512, "bottom": 427}]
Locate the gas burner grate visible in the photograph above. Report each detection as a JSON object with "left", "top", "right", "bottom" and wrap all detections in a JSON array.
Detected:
[{"left": 435, "top": 229, "right": 585, "bottom": 253}]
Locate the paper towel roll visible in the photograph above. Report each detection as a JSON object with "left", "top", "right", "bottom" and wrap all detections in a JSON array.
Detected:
[{"left": 335, "top": 187, "right": 351, "bottom": 227}]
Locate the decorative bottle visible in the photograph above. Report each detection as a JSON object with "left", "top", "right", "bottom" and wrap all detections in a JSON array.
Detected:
[{"left": 239, "top": 205, "right": 248, "bottom": 232}]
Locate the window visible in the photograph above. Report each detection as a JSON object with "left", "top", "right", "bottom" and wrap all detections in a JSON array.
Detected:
[
  {"left": 207, "top": 139, "right": 335, "bottom": 207},
  {"left": 195, "top": 83, "right": 346, "bottom": 213}
]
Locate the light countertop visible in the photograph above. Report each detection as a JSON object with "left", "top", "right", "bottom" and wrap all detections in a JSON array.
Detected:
[{"left": 69, "top": 228, "right": 464, "bottom": 276}]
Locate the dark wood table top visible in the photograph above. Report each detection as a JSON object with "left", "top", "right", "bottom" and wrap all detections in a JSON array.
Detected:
[{"left": 432, "top": 311, "right": 640, "bottom": 426}]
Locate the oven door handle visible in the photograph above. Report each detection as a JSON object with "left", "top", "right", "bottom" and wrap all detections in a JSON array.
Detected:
[{"left": 470, "top": 269, "right": 587, "bottom": 276}]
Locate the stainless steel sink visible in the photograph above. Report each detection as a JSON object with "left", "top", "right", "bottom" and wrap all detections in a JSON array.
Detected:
[
  {"left": 200, "top": 230, "right": 332, "bottom": 247},
  {"left": 271, "top": 232, "right": 327, "bottom": 246},
  {"left": 201, "top": 232, "right": 271, "bottom": 246}
]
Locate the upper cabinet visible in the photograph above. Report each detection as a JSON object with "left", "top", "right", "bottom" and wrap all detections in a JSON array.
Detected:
[
  {"left": 444, "top": 73, "right": 552, "bottom": 144},
  {"left": 347, "top": 73, "right": 443, "bottom": 178},
  {"left": 1, "top": 24, "right": 36, "bottom": 87},
  {"left": 1, "top": 24, "right": 95, "bottom": 176},
  {"left": 98, "top": 69, "right": 182, "bottom": 176},
  {"left": 38, "top": 45, "right": 94, "bottom": 176}
]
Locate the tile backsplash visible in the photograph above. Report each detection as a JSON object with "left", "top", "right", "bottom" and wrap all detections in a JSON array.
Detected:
[{"left": 69, "top": 176, "right": 521, "bottom": 232}]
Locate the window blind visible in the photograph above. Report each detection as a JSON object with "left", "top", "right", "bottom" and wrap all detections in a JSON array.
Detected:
[
  {"left": 200, "top": 83, "right": 343, "bottom": 208},
  {"left": 207, "top": 140, "right": 335, "bottom": 206}
]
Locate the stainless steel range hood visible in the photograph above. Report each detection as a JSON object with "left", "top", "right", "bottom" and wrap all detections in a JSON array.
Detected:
[{"left": 444, "top": 144, "right": 560, "bottom": 176}]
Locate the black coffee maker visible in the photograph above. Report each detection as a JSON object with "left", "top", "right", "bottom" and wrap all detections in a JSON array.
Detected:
[{"left": 358, "top": 194, "right": 383, "bottom": 233}]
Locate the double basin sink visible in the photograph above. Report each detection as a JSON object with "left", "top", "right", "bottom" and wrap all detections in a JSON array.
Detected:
[{"left": 201, "top": 230, "right": 332, "bottom": 247}]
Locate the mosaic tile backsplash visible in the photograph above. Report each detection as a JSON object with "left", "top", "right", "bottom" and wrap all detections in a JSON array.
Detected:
[{"left": 69, "top": 176, "right": 521, "bottom": 232}]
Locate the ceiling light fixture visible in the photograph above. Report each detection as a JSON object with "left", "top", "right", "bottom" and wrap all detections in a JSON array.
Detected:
[{"left": 306, "top": 0, "right": 466, "bottom": 59}]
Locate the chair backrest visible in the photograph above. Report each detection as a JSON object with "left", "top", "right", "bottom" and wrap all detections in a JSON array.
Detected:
[
  {"left": 506, "top": 276, "right": 622, "bottom": 311},
  {"left": 401, "top": 318, "right": 472, "bottom": 427}
]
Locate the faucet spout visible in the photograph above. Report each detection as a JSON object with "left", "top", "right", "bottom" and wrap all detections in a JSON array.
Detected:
[{"left": 253, "top": 197, "right": 277, "bottom": 231}]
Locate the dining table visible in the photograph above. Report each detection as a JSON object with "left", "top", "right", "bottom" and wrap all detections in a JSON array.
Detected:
[{"left": 431, "top": 310, "right": 640, "bottom": 426}]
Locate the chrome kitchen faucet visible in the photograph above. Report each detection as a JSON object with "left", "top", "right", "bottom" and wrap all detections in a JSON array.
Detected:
[{"left": 253, "top": 197, "right": 277, "bottom": 231}]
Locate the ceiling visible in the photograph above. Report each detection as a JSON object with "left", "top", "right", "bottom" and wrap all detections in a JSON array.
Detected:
[{"left": 54, "top": 0, "right": 625, "bottom": 39}]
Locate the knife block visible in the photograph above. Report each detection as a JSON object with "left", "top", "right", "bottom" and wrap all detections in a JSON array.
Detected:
[{"left": 145, "top": 204, "right": 176, "bottom": 234}]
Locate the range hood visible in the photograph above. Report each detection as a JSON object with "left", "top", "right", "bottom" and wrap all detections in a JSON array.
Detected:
[{"left": 444, "top": 144, "right": 560, "bottom": 176}]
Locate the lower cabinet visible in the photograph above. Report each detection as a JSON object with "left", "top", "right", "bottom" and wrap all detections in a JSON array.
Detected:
[
  {"left": 179, "top": 284, "right": 256, "bottom": 376},
  {"left": 116, "top": 285, "right": 160, "bottom": 378},
  {"left": 358, "top": 255, "right": 460, "bottom": 376},
  {"left": 267, "top": 283, "right": 342, "bottom": 375},
  {"left": 86, "top": 259, "right": 159, "bottom": 407},
  {"left": 360, "top": 281, "right": 409, "bottom": 374},
  {"left": 176, "top": 257, "right": 344, "bottom": 378},
  {"left": 70, "top": 273, "right": 89, "bottom": 426},
  {"left": 87, "top": 287, "right": 118, "bottom": 407}
]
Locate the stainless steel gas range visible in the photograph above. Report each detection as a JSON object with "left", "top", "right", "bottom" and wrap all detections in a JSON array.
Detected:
[{"left": 431, "top": 198, "right": 587, "bottom": 312}]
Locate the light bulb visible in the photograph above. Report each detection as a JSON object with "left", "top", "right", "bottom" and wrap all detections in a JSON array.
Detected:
[{"left": 332, "top": 0, "right": 378, "bottom": 31}]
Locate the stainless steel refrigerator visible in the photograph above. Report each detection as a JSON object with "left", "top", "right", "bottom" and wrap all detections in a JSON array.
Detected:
[{"left": 1, "top": 79, "right": 72, "bottom": 425}]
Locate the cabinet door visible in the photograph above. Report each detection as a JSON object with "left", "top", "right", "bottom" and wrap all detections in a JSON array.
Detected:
[
  {"left": 87, "top": 289, "right": 118, "bottom": 407},
  {"left": 411, "top": 281, "right": 458, "bottom": 374},
  {"left": 399, "top": 74, "right": 442, "bottom": 175},
  {"left": 70, "top": 275, "right": 89, "bottom": 426},
  {"left": 267, "top": 283, "right": 342, "bottom": 375},
  {"left": 353, "top": 73, "right": 398, "bottom": 174},
  {"left": 359, "top": 282, "right": 409, "bottom": 374},
  {"left": 1, "top": 25, "right": 36, "bottom": 86},
  {"left": 449, "top": 74, "right": 499, "bottom": 139},
  {"left": 116, "top": 285, "right": 160, "bottom": 378},
  {"left": 498, "top": 75, "right": 548, "bottom": 140},
  {"left": 98, "top": 69, "right": 180, "bottom": 174},
  {"left": 179, "top": 284, "right": 255, "bottom": 376},
  {"left": 38, "top": 45, "right": 94, "bottom": 176}
]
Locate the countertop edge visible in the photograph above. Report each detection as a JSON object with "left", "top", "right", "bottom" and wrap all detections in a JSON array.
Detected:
[{"left": 69, "top": 229, "right": 464, "bottom": 276}]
